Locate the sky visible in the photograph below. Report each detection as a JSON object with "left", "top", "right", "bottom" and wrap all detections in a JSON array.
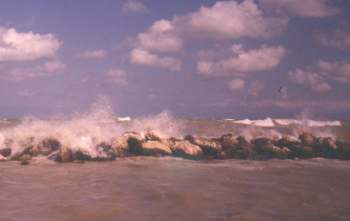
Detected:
[{"left": 0, "top": 0, "right": 349, "bottom": 119}]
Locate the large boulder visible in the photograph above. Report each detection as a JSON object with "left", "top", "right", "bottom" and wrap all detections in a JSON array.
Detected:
[
  {"left": 171, "top": 140, "right": 203, "bottom": 160},
  {"left": 234, "top": 136, "right": 254, "bottom": 159},
  {"left": 0, "top": 147, "right": 11, "bottom": 157},
  {"left": 252, "top": 138, "right": 276, "bottom": 159},
  {"left": 142, "top": 141, "right": 172, "bottom": 156},
  {"left": 145, "top": 130, "right": 163, "bottom": 141},
  {"left": 94, "top": 143, "right": 117, "bottom": 161},
  {"left": 186, "top": 137, "right": 222, "bottom": 157},
  {"left": 57, "top": 146, "right": 73, "bottom": 162},
  {"left": 112, "top": 132, "right": 143, "bottom": 156},
  {"left": 336, "top": 141, "right": 350, "bottom": 160},
  {"left": 313, "top": 137, "right": 338, "bottom": 158},
  {"left": 299, "top": 132, "right": 316, "bottom": 146},
  {"left": 0, "top": 154, "right": 7, "bottom": 161},
  {"left": 33, "top": 138, "right": 61, "bottom": 156}
]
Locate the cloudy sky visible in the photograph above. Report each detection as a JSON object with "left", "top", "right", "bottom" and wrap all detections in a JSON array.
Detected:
[{"left": 0, "top": 0, "right": 349, "bottom": 119}]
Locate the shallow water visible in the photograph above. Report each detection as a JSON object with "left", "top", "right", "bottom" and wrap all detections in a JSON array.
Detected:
[{"left": 1, "top": 157, "right": 350, "bottom": 221}]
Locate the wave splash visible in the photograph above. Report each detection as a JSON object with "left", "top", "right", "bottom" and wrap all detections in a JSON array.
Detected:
[{"left": 0, "top": 99, "right": 348, "bottom": 163}]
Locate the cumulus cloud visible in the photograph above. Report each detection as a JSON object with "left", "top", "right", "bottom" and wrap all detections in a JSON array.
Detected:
[
  {"left": 288, "top": 68, "right": 331, "bottom": 92},
  {"left": 227, "top": 78, "right": 245, "bottom": 91},
  {"left": 122, "top": 0, "right": 149, "bottom": 14},
  {"left": 136, "top": 20, "right": 183, "bottom": 53},
  {"left": 78, "top": 49, "right": 107, "bottom": 59},
  {"left": 130, "top": 48, "right": 181, "bottom": 71},
  {"left": 259, "top": 0, "right": 341, "bottom": 17},
  {"left": 0, "top": 27, "right": 61, "bottom": 61},
  {"left": 197, "top": 44, "right": 287, "bottom": 76},
  {"left": 1, "top": 59, "right": 66, "bottom": 81},
  {"left": 105, "top": 68, "right": 128, "bottom": 86},
  {"left": 316, "top": 28, "right": 350, "bottom": 51},
  {"left": 130, "top": 0, "right": 288, "bottom": 71},
  {"left": 176, "top": 0, "right": 288, "bottom": 40}
]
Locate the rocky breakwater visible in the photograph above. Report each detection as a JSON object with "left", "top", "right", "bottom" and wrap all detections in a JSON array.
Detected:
[{"left": 0, "top": 131, "right": 350, "bottom": 164}]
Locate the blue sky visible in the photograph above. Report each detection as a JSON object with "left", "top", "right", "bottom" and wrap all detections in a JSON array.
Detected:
[{"left": 0, "top": 0, "right": 349, "bottom": 119}]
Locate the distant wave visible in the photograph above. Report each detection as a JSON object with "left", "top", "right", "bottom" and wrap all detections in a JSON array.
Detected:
[{"left": 225, "top": 118, "right": 342, "bottom": 127}]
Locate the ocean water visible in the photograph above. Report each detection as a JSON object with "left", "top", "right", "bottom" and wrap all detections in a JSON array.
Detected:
[
  {"left": 1, "top": 107, "right": 350, "bottom": 220},
  {"left": 1, "top": 158, "right": 350, "bottom": 221}
]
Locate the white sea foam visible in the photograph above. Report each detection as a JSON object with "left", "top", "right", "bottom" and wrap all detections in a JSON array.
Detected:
[{"left": 225, "top": 118, "right": 342, "bottom": 128}]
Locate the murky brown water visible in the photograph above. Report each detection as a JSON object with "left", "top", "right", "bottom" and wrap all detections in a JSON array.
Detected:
[{"left": 1, "top": 157, "right": 350, "bottom": 221}]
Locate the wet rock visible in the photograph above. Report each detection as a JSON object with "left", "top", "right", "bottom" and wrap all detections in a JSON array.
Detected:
[
  {"left": 234, "top": 136, "right": 254, "bottom": 159},
  {"left": 35, "top": 138, "right": 61, "bottom": 156},
  {"left": 299, "top": 132, "right": 316, "bottom": 146},
  {"left": 0, "top": 154, "right": 7, "bottom": 161},
  {"left": 313, "top": 137, "right": 337, "bottom": 158},
  {"left": 188, "top": 137, "right": 222, "bottom": 157},
  {"left": 272, "top": 146, "right": 291, "bottom": 159},
  {"left": 16, "top": 154, "right": 32, "bottom": 162},
  {"left": 48, "top": 151, "right": 59, "bottom": 161},
  {"left": 184, "top": 134, "right": 195, "bottom": 143},
  {"left": 252, "top": 138, "right": 275, "bottom": 159},
  {"left": 219, "top": 134, "right": 238, "bottom": 150},
  {"left": 74, "top": 150, "right": 92, "bottom": 161},
  {"left": 142, "top": 141, "right": 172, "bottom": 156},
  {"left": 95, "top": 143, "right": 117, "bottom": 161},
  {"left": 127, "top": 137, "right": 143, "bottom": 155},
  {"left": 294, "top": 145, "right": 315, "bottom": 159},
  {"left": 171, "top": 140, "right": 203, "bottom": 160},
  {"left": 0, "top": 147, "right": 11, "bottom": 157},
  {"left": 57, "top": 147, "right": 73, "bottom": 162},
  {"left": 336, "top": 141, "right": 350, "bottom": 159},
  {"left": 145, "top": 130, "right": 163, "bottom": 141}
]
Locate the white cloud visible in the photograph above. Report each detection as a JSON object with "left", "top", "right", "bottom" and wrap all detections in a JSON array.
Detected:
[
  {"left": 176, "top": 0, "right": 288, "bottom": 40},
  {"left": 105, "top": 69, "right": 128, "bottom": 86},
  {"left": 1, "top": 59, "right": 66, "bottom": 81},
  {"left": 259, "top": 0, "right": 341, "bottom": 18},
  {"left": 197, "top": 45, "right": 287, "bottom": 76},
  {"left": 316, "top": 28, "right": 350, "bottom": 51},
  {"left": 0, "top": 27, "right": 61, "bottom": 61},
  {"left": 122, "top": 0, "right": 149, "bottom": 14},
  {"left": 136, "top": 20, "right": 183, "bottom": 53},
  {"left": 129, "top": 48, "right": 181, "bottom": 71},
  {"left": 130, "top": 0, "right": 288, "bottom": 71},
  {"left": 227, "top": 78, "right": 245, "bottom": 91},
  {"left": 288, "top": 68, "right": 331, "bottom": 92},
  {"left": 78, "top": 49, "right": 107, "bottom": 59}
]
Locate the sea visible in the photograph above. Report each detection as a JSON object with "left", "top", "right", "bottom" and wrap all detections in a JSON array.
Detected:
[{"left": 0, "top": 109, "right": 350, "bottom": 221}]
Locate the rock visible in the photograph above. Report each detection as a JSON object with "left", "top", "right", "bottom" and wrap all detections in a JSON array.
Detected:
[
  {"left": 171, "top": 140, "right": 203, "bottom": 160},
  {"left": 336, "top": 141, "right": 350, "bottom": 159},
  {"left": 74, "top": 150, "right": 92, "bottom": 161},
  {"left": 35, "top": 138, "right": 61, "bottom": 156},
  {"left": 189, "top": 137, "right": 222, "bottom": 157},
  {"left": 252, "top": 138, "right": 275, "bottom": 158},
  {"left": 57, "top": 147, "right": 73, "bottom": 162},
  {"left": 0, "top": 147, "right": 11, "bottom": 157},
  {"left": 219, "top": 134, "right": 238, "bottom": 150},
  {"left": 95, "top": 143, "right": 117, "bottom": 161},
  {"left": 313, "top": 137, "right": 338, "bottom": 158},
  {"left": 145, "top": 130, "right": 163, "bottom": 141},
  {"left": 294, "top": 145, "right": 315, "bottom": 159},
  {"left": 128, "top": 137, "right": 143, "bottom": 155},
  {"left": 142, "top": 141, "right": 172, "bottom": 156},
  {"left": 184, "top": 134, "right": 195, "bottom": 143},
  {"left": 234, "top": 136, "right": 254, "bottom": 159},
  {"left": 0, "top": 154, "right": 7, "bottom": 161},
  {"left": 48, "top": 151, "right": 59, "bottom": 161},
  {"left": 272, "top": 146, "right": 291, "bottom": 159},
  {"left": 299, "top": 132, "right": 316, "bottom": 146},
  {"left": 17, "top": 154, "right": 32, "bottom": 162}
]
